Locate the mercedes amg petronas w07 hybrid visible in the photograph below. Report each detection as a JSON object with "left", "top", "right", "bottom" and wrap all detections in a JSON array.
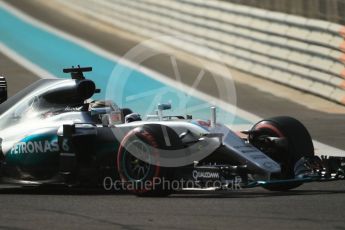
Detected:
[{"left": 0, "top": 66, "right": 344, "bottom": 196}]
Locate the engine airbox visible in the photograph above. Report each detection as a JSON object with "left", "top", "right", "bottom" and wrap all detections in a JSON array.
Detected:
[{"left": 42, "top": 79, "right": 96, "bottom": 104}]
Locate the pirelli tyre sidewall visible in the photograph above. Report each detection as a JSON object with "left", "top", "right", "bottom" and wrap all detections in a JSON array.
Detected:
[
  {"left": 250, "top": 116, "right": 314, "bottom": 191},
  {"left": 117, "top": 125, "right": 176, "bottom": 196}
]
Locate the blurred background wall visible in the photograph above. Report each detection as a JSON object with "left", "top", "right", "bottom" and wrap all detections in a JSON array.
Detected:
[
  {"left": 222, "top": 0, "right": 345, "bottom": 24},
  {"left": 53, "top": 0, "right": 345, "bottom": 105}
]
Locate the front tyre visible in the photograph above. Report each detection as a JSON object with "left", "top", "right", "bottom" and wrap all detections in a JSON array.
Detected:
[
  {"left": 249, "top": 116, "right": 314, "bottom": 191},
  {"left": 117, "top": 127, "right": 172, "bottom": 196}
]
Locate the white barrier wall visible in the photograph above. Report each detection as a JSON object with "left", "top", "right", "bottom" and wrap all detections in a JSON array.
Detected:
[{"left": 55, "top": 0, "right": 345, "bottom": 105}]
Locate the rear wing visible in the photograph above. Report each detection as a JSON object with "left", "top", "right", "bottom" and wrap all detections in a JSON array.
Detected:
[{"left": 0, "top": 76, "right": 7, "bottom": 104}]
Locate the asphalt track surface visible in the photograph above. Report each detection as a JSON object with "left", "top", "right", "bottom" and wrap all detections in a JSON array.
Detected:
[{"left": 0, "top": 1, "right": 344, "bottom": 229}]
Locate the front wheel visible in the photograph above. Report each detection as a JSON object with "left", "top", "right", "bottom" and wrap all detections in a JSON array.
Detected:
[
  {"left": 117, "top": 126, "right": 174, "bottom": 196},
  {"left": 249, "top": 116, "right": 314, "bottom": 191}
]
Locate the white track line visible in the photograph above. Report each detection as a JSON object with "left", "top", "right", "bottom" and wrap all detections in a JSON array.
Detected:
[
  {"left": 313, "top": 141, "right": 344, "bottom": 157},
  {"left": 230, "top": 124, "right": 345, "bottom": 157},
  {"left": 1, "top": 1, "right": 344, "bottom": 157},
  {"left": 0, "top": 43, "right": 56, "bottom": 79}
]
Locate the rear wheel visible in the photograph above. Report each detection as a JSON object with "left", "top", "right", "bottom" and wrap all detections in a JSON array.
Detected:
[{"left": 249, "top": 116, "right": 314, "bottom": 191}]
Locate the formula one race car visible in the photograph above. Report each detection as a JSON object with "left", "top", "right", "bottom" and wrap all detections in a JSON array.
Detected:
[{"left": 0, "top": 66, "right": 344, "bottom": 196}]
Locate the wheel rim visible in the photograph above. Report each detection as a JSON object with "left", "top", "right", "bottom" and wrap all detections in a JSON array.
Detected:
[
  {"left": 251, "top": 122, "right": 294, "bottom": 179},
  {"left": 251, "top": 123, "right": 285, "bottom": 158},
  {"left": 122, "top": 140, "right": 152, "bottom": 181}
]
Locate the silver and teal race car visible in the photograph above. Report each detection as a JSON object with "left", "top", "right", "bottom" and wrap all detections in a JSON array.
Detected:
[{"left": 0, "top": 66, "right": 343, "bottom": 196}]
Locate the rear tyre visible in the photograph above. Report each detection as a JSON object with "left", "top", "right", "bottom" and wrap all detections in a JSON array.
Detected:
[{"left": 249, "top": 116, "right": 314, "bottom": 191}]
